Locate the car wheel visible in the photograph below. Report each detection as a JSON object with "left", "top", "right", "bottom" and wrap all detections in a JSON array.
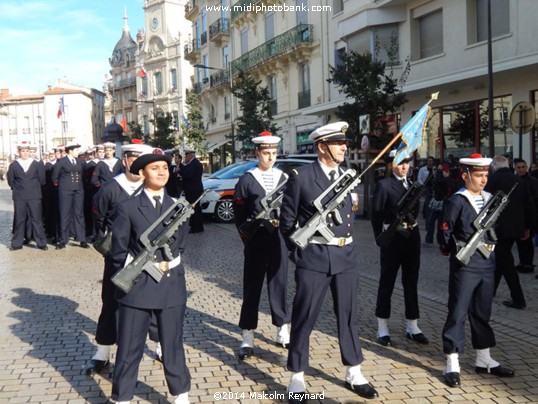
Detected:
[{"left": 214, "top": 199, "right": 234, "bottom": 223}]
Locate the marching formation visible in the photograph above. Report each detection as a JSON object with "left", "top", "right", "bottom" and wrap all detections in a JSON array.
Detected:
[{"left": 7, "top": 99, "right": 534, "bottom": 402}]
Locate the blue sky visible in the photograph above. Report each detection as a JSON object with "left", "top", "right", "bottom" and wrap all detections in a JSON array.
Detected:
[{"left": 0, "top": 0, "right": 146, "bottom": 95}]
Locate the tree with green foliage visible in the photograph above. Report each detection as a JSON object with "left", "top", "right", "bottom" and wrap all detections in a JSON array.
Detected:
[
  {"left": 447, "top": 103, "right": 489, "bottom": 148},
  {"left": 181, "top": 90, "right": 206, "bottom": 153},
  {"left": 328, "top": 37, "right": 410, "bottom": 150},
  {"left": 231, "top": 71, "right": 279, "bottom": 156},
  {"left": 127, "top": 121, "right": 145, "bottom": 141},
  {"left": 150, "top": 112, "right": 178, "bottom": 150}
]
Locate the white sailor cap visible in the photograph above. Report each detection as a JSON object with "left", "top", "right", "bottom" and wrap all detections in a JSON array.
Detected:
[
  {"left": 251, "top": 131, "right": 281, "bottom": 149},
  {"left": 17, "top": 141, "right": 32, "bottom": 149},
  {"left": 64, "top": 142, "right": 81, "bottom": 151},
  {"left": 121, "top": 139, "right": 154, "bottom": 157},
  {"left": 459, "top": 153, "right": 492, "bottom": 171},
  {"left": 308, "top": 121, "right": 348, "bottom": 143},
  {"left": 103, "top": 142, "right": 116, "bottom": 149},
  {"left": 184, "top": 147, "right": 196, "bottom": 154}
]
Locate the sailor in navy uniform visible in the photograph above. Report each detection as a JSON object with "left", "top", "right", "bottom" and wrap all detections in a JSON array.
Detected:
[
  {"left": 7, "top": 141, "right": 47, "bottom": 250},
  {"left": 280, "top": 122, "right": 378, "bottom": 402},
  {"left": 438, "top": 153, "right": 515, "bottom": 388},
  {"left": 51, "top": 142, "right": 89, "bottom": 249},
  {"left": 91, "top": 142, "right": 123, "bottom": 187},
  {"left": 233, "top": 131, "right": 290, "bottom": 360},
  {"left": 43, "top": 148, "right": 59, "bottom": 241},
  {"left": 84, "top": 140, "right": 154, "bottom": 375},
  {"left": 110, "top": 149, "right": 191, "bottom": 404},
  {"left": 179, "top": 148, "right": 204, "bottom": 233},
  {"left": 371, "top": 150, "right": 428, "bottom": 347}
]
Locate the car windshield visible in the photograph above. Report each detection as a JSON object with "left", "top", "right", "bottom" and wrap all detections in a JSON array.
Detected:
[
  {"left": 218, "top": 160, "right": 258, "bottom": 179},
  {"left": 208, "top": 162, "right": 247, "bottom": 179}
]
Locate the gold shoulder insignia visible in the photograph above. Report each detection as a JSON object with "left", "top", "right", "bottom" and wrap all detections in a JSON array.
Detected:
[{"left": 291, "top": 169, "right": 299, "bottom": 176}]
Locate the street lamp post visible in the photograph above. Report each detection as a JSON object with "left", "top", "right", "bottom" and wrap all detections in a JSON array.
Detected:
[{"left": 193, "top": 63, "right": 236, "bottom": 163}]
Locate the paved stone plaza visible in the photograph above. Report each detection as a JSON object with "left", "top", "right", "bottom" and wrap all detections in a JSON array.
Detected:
[{"left": 0, "top": 180, "right": 536, "bottom": 403}]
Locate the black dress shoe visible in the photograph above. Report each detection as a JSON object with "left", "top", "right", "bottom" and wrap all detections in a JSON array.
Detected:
[
  {"left": 377, "top": 335, "right": 393, "bottom": 347},
  {"left": 38, "top": 245, "right": 48, "bottom": 251},
  {"left": 56, "top": 243, "right": 66, "bottom": 250},
  {"left": 475, "top": 365, "right": 515, "bottom": 377},
  {"left": 85, "top": 359, "right": 109, "bottom": 375},
  {"left": 345, "top": 382, "right": 379, "bottom": 399},
  {"left": 10, "top": 246, "right": 23, "bottom": 251},
  {"left": 80, "top": 242, "right": 90, "bottom": 249},
  {"left": 502, "top": 300, "right": 526, "bottom": 309},
  {"left": 406, "top": 332, "right": 429, "bottom": 344},
  {"left": 238, "top": 346, "right": 253, "bottom": 360},
  {"left": 444, "top": 372, "right": 460, "bottom": 387}
]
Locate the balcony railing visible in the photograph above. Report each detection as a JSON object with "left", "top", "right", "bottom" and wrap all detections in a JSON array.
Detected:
[
  {"left": 184, "top": 38, "right": 201, "bottom": 58},
  {"left": 298, "top": 89, "right": 311, "bottom": 109},
  {"left": 201, "top": 31, "right": 208, "bottom": 47},
  {"left": 193, "top": 82, "right": 203, "bottom": 94},
  {"left": 185, "top": 0, "right": 199, "bottom": 18},
  {"left": 209, "top": 18, "right": 230, "bottom": 41},
  {"left": 210, "top": 69, "right": 230, "bottom": 89},
  {"left": 114, "top": 77, "right": 136, "bottom": 89},
  {"left": 231, "top": 24, "right": 313, "bottom": 74}
]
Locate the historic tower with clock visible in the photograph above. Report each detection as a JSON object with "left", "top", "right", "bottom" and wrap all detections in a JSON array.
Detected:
[{"left": 135, "top": 0, "right": 193, "bottom": 140}]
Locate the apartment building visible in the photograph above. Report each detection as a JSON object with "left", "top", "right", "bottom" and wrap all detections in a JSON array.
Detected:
[
  {"left": 311, "top": 0, "right": 538, "bottom": 162},
  {"left": 185, "top": 0, "right": 334, "bottom": 168}
]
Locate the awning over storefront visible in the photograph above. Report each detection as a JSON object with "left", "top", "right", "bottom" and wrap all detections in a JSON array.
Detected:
[{"left": 206, "top": 139, "right": 230, "bottom": 152}]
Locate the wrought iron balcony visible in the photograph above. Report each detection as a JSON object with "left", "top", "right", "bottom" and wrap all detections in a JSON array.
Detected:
[
  {"left": 231, "top": 24, "right": 313, "bottom": 75},
  {"left": 298, "top": 89, "right": 311, "bottom": 109},
  {"left": 201, "top": 31, "right": 208, "bottom": 47},
  {"left": 209, "top": 70, "right": 230, "bottom": 89},
  {"left": 193, "top": 82, "right": 203, "bottom": 94},
  {"left": 114, "top": 77, "right": 136, "bottom": 90},
  {"left": 231, "top": 0, "right": 264, "bottom": 21},
  {"left": 185, "top": 0, "right": 199, "bottom": 19},
  {"left": 209, "top": 18, "right": 230, "bottom": 41},
  {"left": 184, "top": 38, "right": 201, "bottom": 61}
]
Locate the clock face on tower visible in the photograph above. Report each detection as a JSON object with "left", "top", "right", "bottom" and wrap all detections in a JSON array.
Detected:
[{"left": 151, "top": 17, "right": 159, "bottom": 30}]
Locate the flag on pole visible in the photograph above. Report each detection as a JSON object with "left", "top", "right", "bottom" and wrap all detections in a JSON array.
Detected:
[
  {"left": 57, "top": 96, "right": 64, "bottom": 119},
  {"left": 181, "top": 114, "right": 191, "bottom": 128},
  {"left": 138, "top": 66, "right": 147, "bottom": 78},
  {"left": 392, "top": 92, "right": 439, "bottom": 167},
  {"left": 119, "top": 117, "right": 127, "bottom": 131}
]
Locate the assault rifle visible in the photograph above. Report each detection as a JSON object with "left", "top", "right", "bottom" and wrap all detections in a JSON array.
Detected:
[
  {"left": 290, "top": 168, "right": 360, "bottom": 250},
  {"left": 112, "top": 190, "right": 208, "bottom": 293},
  {"left": 376, "top": 174, "right": 433, "bottom": 248},
  {"left": 455, "top": 183, "right": 517, "bottom": 266},
  {"left": 238, "top": 180, "right": 287, "bottom": 239}
]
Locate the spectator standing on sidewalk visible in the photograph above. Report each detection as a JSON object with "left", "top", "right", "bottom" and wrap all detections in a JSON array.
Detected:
[
  {"left": 485, "top": 155, "right": 535, "bottom": 309},
  {"left": 424, "top": 163, "right": 453, "bottom": 244},
  {"left": 513, "top": 158, "right": 538, "bottom": 273},
  {"left": 179, "top": 148, "right": 204, "bottom": 233},
  {"left": 417, "top": 156, "right": 435, "bottom": 219},
  {"left": 233, "top": 131, "right": 290, "bottom": 360},
  {"left": 438, "top": 153, "right": 515, "bottom": 388}
]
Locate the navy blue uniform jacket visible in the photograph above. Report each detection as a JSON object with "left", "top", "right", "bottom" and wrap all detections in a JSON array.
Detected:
[
  {"left": 7, "top": 160, "right": 45, "bottom": 200},
  {"left": 110, "top": 191, "right": 189, "bottom": 309},
  {"left": 280, "top": 162, "right": 357, "bottom": 274},
  {"left": 179, "top": 158, "right": 204, "bottom": 201},
  {"left": 92, "top": 159, "right": 124, "bottom": 187},
  {"left": 51, "top": 157, "right": 84, "bottom": 191}
]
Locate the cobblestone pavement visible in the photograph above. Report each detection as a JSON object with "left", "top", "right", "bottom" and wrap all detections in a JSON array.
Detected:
[{"left": 0, "top": 180, "right": 536, "bottom": 403}]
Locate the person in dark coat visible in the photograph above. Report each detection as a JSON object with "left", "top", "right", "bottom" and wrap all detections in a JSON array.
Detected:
[
  {"left": 42, "top": 148, "right": 59, "bottom": 241},
  {"left": 82, "top": 147, "right": 98, "bottom": 241},
  {"left": 424, "top": 163, "right": 453, "bottom": 244},
  {"left": 513, "top": 158, "right": 538, "bottom": 273},
  {"left": 233, "top": 131, "right": 290, "bottom": 360},
  {"left": 166, "top": 151, "right": 183, "bottom": 198},
  {"left": 110, "top": 149, "right": 191, "bottom": 404},
  {"left": 91, "top": 142, "right": 123, "bottom": 188},
  {"left": 280, "top": 122, "right": 378, "bottom": 402},
  {"left": 438, "top": 153, "right": 515, "bottom": 388},
  {"left": 84, "top": 140, "right": 154, "bottom": 375},
  {"left": 7, "top": 141, "right": 47, "bottom": 250},
  {"left": 371, "top": 150, "right": 429, "bottom": 347},
  {"left": 179, "top": 148, "right": 204, "bottom": 233},
  {"left": 51, "top": 142, "right": 89, "bottom": 249},
  {"left": 485, "top": 155, "right": 535, "bottom": 309}
]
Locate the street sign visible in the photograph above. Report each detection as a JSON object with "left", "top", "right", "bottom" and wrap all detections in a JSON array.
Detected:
[{"left": 510, "top": 101, "right": 536, "bottom": 134}]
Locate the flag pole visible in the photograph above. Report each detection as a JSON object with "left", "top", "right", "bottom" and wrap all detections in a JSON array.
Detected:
[{"left": 356, "top": 92, "right": 438, "bottom": 181}]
